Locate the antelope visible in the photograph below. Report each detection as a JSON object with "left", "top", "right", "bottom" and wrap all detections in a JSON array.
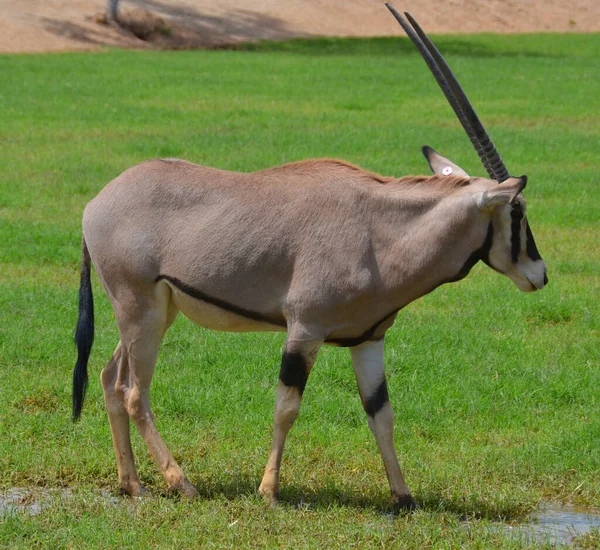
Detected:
[{"left": 72, "top": 5, "right": 547, "bottom": 511}]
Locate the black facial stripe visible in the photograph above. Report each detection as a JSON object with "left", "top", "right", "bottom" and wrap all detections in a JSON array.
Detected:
[
  {"left": 428, "top": 222, "right": 496, "bottom": 290},
  {"left": 443, "top": 222, "right": 494, "bottom": 284},
  {"left": 461, "top": 221, "right": 494, "bottom": 276},
  {"left": 279, "top": 352, "right": 308, "bottom": 395},
  {"left": 156, "top": 274, "right": 286, "bottom": 327},
  {"left": 363, "top": 380, "right": 389, "bottom": 417},
  {"left": 479, "top": 222, "right": 494, "bottom": 266},
  {"left": 525, "top": 223, "right": 542, "bottom": 261},
  {"left": 510, "top": 206, "right": 523, "bottom": 263}
]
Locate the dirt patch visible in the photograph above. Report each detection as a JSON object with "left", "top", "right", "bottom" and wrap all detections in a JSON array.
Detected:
[
  {"left": 1, "top": 0, "right": 599, "bottom": 54},
  {"left": 99, "top": 8, "right": 171, "bottom": 42}
]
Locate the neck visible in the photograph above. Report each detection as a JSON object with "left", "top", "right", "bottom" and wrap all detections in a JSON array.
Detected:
[{"left": 375, "top": 192, "right": 491, "bottom": 309}]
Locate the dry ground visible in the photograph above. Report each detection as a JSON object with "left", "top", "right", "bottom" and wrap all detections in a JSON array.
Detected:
[{"left": 1, "top": 0, "right": 599, "bottom": 54}]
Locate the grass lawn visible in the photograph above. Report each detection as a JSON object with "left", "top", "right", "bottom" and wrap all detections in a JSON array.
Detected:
[{"left": 0, "top": 33, "right": 599, "bottom": 548}]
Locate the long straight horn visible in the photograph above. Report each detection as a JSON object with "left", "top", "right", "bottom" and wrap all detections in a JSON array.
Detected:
[{"left": 385, "top": 3, "right": 510, "bottom": 182}]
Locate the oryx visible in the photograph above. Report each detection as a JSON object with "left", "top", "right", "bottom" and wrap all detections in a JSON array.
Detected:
[{"left": 72, "top": 5, "right": 547, "bottom": 511}]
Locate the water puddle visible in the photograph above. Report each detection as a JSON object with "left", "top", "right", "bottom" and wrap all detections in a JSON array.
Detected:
[
  {"left": 0, "top": 487, "right": 69, "bottom": 516},
  {"left": 0, "top": 487, "right": 121, "bottom": 516},
  {"left": 503, "top": 502, "right": 600, "bottom": 546}
]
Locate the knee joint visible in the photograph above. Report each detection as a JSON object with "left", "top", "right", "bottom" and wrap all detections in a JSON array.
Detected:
[
  {"left": 126, "top": 387, "right": 147, "bottom": 420},
  {"left": 363, "top": 380, "right": 389, "bottom": 418}
]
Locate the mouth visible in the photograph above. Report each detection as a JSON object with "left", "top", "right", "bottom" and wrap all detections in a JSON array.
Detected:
[{"left": 525, "top": 275, "right": 543, "bottom": 291}]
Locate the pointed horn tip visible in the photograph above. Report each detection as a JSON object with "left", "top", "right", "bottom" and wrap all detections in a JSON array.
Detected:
[
  {"left": 385, "top": 3, "right": 402, "bottom": 17},
  {"left": 404, "top": 12, "right": 418, "bottom": 25}
]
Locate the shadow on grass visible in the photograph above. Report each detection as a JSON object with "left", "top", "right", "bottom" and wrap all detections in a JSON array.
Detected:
[
  {"left": 232, "top": 36, "right": 565, "bottom": 60},
  {"left": 183, "top": 475, "right": 391, "bottom": 513},
  {"left": 415, "top": 493, "right": 533, "bottom": 522},
  {"left": 187, "top": 473, "right": 530, "bottom": 520}
]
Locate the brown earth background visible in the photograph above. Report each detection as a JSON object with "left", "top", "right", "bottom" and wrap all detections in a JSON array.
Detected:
[{"left": 2, "top": 0, "right": 600, "bottom": 54}]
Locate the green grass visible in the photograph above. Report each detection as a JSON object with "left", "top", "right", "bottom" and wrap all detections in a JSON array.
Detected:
[{"left": 1, "top": 33, "right": 599, "bottom": 548}]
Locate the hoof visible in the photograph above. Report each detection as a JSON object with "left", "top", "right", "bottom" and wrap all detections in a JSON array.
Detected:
[
  {"left": 170, "top": 478, "right": 199, "bottom": 499},
  {"left": 393, "top": 493, "right": 418, "bottom": 513},
  {"left": 258, "top": 483, "right": 279, "bottom": 506},
  {"left": 120, "top": 484, "right": 150, "bottom": 498}
]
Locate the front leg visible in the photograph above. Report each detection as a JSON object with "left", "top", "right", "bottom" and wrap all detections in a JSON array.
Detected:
[
  {"left": 259, "top": 330, "right": 322, "bottom": 504},
  {"left": 350, "top": 339, "right": 417, "bottom": 512}
]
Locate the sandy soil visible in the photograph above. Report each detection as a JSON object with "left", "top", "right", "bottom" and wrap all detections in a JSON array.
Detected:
[{"left": 1, "top": 0, "right": 599, "bottom": 54}]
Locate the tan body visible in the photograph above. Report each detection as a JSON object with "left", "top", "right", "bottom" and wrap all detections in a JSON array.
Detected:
[
  {"left": 86, "top": 159, "right": 497, "bottom": 342},
  {"left": 76, "top": 154, "right": 546, "bottom": 510}
]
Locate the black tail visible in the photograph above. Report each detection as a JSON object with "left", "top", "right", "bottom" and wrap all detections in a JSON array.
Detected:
[{"left": 73, "top": 237, "right": 94, "bottom": 421}]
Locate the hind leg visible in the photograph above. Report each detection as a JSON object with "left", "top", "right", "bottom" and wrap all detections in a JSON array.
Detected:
[
  {"left": 101, "top": 342, "right": 147, "bottom": 496},
  {"left": 108, "top": 281, "right": 197, "bottom": 497}
]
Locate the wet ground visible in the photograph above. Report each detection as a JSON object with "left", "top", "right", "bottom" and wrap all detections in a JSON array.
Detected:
[
  {"left": 2, "top": 487, "right": 599, "bottom": 545},
  {"left": 502, "top": 502, "right": 600, "bottom": 546},
  {"left": 0, "top": 486, "right": 120, "bottom": 516}
]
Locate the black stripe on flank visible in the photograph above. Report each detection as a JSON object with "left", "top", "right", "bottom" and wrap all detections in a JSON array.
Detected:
[
  {"left": 510, "top": 204, "right": 523, "bottom": 263},
  {"left": 525, "top": 223, "right": 542, "bottom": 262},
  {"left": 364, "top": 380, "right": 389, "bottom": 417},
  {"left": 156, "top": 275, "right": 286, "bottom": 328},
  {"left": 279, "top": 352, "right": 308, "bottom": 395},
  {"left": 325, "top": 310, "right": 399, "bottom": 348}
]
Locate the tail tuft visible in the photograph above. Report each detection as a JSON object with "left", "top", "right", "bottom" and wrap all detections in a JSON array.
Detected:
[{"left": 73, "top": 238, "right": 94, "bottom": 421}]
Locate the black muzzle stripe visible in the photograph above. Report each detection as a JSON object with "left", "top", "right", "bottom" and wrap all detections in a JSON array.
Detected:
[{"left": 525, "top": 223, "right": 542, "bottom": 261}]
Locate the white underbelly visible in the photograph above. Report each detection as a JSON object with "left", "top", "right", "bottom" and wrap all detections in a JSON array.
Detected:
[{"left": 170, "top": 286, "right": 286, "bottom": 333}]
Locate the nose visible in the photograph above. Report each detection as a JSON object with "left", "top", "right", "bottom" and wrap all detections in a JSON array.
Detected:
[{"left": 543, "top": 271, "right": 548, "bottom": 286}]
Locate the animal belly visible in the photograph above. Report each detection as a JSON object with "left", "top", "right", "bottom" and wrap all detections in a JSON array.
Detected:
[{"left": 170, "top": 286, "right": 286, "bottom": 333}]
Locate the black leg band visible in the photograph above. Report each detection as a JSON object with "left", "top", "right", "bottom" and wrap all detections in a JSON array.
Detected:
[
  {"left": 364, "top": 380, "right": 389, "bottom": 417},
  {"left": 279, "top": 352, "right": 308, "bottom": 395}
]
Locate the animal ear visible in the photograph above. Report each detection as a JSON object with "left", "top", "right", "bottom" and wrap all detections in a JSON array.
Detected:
[
  {"left": 473, "top": 176, "right": 528, "bottom": 210},
  {"left": 422, "top": 146, "right": 470, "bottom": 177}
]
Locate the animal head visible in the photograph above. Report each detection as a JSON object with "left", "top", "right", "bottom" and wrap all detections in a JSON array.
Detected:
[
  {"left": 387, "top": 4, "right": 547, "bottom": 292},
  {"left": 424, "top": 146, "right": 547, "bottom": 292}
]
